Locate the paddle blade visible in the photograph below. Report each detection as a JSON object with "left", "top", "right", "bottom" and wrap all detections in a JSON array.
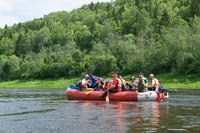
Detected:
[
  {"left": 106, "top": 95, "right": 109, "bottom": 103},
  {"left": 106, "top": 91, "right": 109, "bottom": 103}
]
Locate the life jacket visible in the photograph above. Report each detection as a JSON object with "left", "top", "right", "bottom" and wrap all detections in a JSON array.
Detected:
[
  {"left": 114, "top": 78, "right": 122, "bottom": 91},
  {"left": 152, "top": 78, "right": 160, "bottom": 87}
]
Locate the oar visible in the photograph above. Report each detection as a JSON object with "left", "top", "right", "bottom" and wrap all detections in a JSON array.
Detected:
[
  {"left": 106, "top": 89, "right": 109, "bottom": 103},
  {"left": 164, "top": 88, "right": 177, "bottom": 93},
  {"left": 85, "top": 90, "right": 94, "bottom": 95}
]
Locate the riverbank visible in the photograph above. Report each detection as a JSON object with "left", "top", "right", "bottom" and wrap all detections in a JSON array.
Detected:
[
  {"left": 0, "top": 77, "right": 79, "bottom": 89},
  {"left": 0, "top": 74, "right": 199, "bottom": 89},
  {"left": 156, "top": 74, "right": 200, "bottom": 89}
]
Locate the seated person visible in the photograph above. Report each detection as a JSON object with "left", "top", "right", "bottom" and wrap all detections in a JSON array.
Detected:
[
  {"left": 147, "top": 74, "right": 160, "bottom": 92},
  {"left": 81, "top": 74, "right": 93, "bottom": 91},
  {"left": 129, "top": 76, "right": 139, "bottom": 91},
  {"left": 138, "top": 72, "right": 148, "bottom": 92},
  {"left": 119, "top": 75, "right": 127, "bottom": 91},
  {"left": 100, "top": 74, "right": 122, "bottom": 98},
  {"left": 94, "top": 77, "right": 105, "bottom": 91}
]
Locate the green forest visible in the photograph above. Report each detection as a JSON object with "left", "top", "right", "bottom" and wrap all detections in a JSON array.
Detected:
[{"left": 0, "top": 0, "right": 200, "bottom": 81}]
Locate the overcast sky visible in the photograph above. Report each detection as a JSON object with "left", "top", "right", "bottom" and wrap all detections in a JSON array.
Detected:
[{"left": 0, "top": 0, "right": 112, "bottom": 28}]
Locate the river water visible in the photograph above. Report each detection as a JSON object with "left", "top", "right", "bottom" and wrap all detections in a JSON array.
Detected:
[{"left": 0, "top": 89, "right": 199, "bottom": 133}]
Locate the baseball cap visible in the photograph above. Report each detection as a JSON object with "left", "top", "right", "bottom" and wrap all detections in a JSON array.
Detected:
[{"left": 112, "top": 74, "right": 118, "bottom": 77}]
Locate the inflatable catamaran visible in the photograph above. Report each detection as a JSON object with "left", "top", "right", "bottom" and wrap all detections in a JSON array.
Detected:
[{"left": 66, "top": 87, "right": 169, "bottom": 102}]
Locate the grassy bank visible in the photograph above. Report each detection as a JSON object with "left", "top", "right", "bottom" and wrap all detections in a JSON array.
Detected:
[
  {"left": 157, "top": 74, "right": 200, "bottom": 89},
  {"left": 0, "top": 74, "right": 199, "bottom": 89},
  {"left": 0, "top": 77, "right": 80, "bottom": 89}
]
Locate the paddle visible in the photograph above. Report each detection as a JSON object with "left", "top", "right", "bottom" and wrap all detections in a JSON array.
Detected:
[
  {"left": 106, "top": 89, "right": 109, "bottom": 103},
  {"left": 82, "top": 88, "right": 94, "bottom": 95},
  {"left": 164, "top": 88, "right": 177, "bottom": 93},
  {"left": 86, "top": 90, "right": 93, "bottom": 95}
]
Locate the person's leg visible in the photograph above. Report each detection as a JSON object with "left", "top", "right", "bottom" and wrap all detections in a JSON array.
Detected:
[
  {"left": 108, "top": 88, "right": 116, "bottom": 93},
  {"left": 100, "top": 89, "right": 108, "bottom": 97},
  {"left": 100, "top": 87, "right": 116, "bottom": 98}
]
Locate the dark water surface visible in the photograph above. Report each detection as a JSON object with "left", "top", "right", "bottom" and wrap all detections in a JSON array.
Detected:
[{"left": 0, "top": 89, "right": 199, "bottom": 133}]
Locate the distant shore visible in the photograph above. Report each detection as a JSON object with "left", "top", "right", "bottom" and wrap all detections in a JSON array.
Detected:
[{"left": 0, "top": 74, "right": 199, "bottom": 89}]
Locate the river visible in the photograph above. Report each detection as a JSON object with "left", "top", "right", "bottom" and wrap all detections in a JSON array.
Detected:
[{"left": 0, "top": 89, "right": 199, "bottom": 133}]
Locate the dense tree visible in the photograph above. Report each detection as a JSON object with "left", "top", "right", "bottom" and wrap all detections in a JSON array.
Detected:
[
  {"left": 0, "top": 0, "right": 199, "bottom": 80},
  {"left": 190, "top": 0, "right": 200, "bottom": 17},
  {"left": 33, "top": 26, "right": 52, "bottom": 53},
  {"left": 0, "top": 37, "right": 15, "bottom": 55}
]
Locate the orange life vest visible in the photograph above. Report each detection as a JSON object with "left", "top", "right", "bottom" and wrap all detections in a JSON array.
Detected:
[
  {"left": 152, "top": 78, "right": 160, "bottom": 87},
  {"left": 116, "top": 78, "right": 122, "bottom": 91}
]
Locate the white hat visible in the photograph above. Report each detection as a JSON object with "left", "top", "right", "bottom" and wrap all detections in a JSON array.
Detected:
[
  {"left": 150, "top": 74, "right": 154, "bottom": 77},
  {"left": 85, "top": 74, "right": 89, "bottom": 78}
]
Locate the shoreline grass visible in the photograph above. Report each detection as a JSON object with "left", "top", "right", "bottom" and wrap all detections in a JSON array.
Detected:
[
  {"left": 0, "top": 77, "right": 80, "bottom": 89},
  {"left": 0, "top": 74, "right": 199, "bottom": 89}
]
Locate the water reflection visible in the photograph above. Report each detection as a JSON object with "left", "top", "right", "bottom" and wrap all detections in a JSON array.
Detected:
[
  {"left": 113, "top": 102, "right": 164, "bottom": 133},
  {"left": 72, "top": 101, "right": 165, "bottom": 133},
  {"left": 0, "top": 89, "right": 199, "bottom": 133}
]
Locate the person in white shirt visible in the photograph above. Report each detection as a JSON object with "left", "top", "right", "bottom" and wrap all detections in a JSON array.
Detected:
[
  {"left": 147, "top": 74, "right": 160, "bottom": 92},
  {"left": 81, "top": 74, "right": 93, "bottom": 91}
]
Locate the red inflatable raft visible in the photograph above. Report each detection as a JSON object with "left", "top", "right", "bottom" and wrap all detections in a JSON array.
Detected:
[{"left": 66, "top": 87, "right": 168, "bottom": 102}]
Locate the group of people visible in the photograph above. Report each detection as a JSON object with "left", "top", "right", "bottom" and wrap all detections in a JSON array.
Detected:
[
  {"left": 128, "top": 73, "right": 160, "bottom": 92},
  {"left": 77, "top": 72, "right": 162, "bottom": 98}
]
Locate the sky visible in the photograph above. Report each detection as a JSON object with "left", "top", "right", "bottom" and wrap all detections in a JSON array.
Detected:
[{"left": 0, "top": 0, "right": 112, "bottom": 28}]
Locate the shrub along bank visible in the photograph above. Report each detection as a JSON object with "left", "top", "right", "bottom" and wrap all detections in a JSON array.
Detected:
[{"left": 0, "top": 74, "right": 199, "bottom": 89}]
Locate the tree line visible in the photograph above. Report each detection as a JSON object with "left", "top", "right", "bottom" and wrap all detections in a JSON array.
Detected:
[{"left": 0, "top": 0, "right": 199, "bottom": 81}]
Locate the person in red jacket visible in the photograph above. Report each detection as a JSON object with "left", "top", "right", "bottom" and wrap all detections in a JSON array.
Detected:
[{"left": 100, "top": 74, "right": 122, "bottom": 98}]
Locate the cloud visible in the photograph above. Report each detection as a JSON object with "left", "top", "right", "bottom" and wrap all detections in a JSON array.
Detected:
[
  {"left": 0, "top": 0, "right": 13, "bottom": 12},
  {"left": 0, "top": 0, "right": 111, "bottom": 28},
  {"left": 0, "top": 15, "right": 19, "bottom": 28}
]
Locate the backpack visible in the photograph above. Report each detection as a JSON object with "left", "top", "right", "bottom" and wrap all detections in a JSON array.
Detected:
[{"left": 158, "top": 84, "right": 165, "bottom": 92}]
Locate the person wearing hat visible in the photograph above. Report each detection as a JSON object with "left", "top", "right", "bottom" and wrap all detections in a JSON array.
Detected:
[
  {"left": 147, "top": 74, "right": 160, "bottom": 92},
  {"left": 112, "top": 74, "right": 122, "bottom": 91},
  {"left": 128, "top": 76, "right": 139, "bottom": 91},
  {"left": 100, "top": 74, "right": 122, "bottom": 98},
  {"left": 138, "top": 72, "right": 148, "bottom": 92},
  {"left": 81, "top": 74, "right": 93, "bottom": 91}
]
